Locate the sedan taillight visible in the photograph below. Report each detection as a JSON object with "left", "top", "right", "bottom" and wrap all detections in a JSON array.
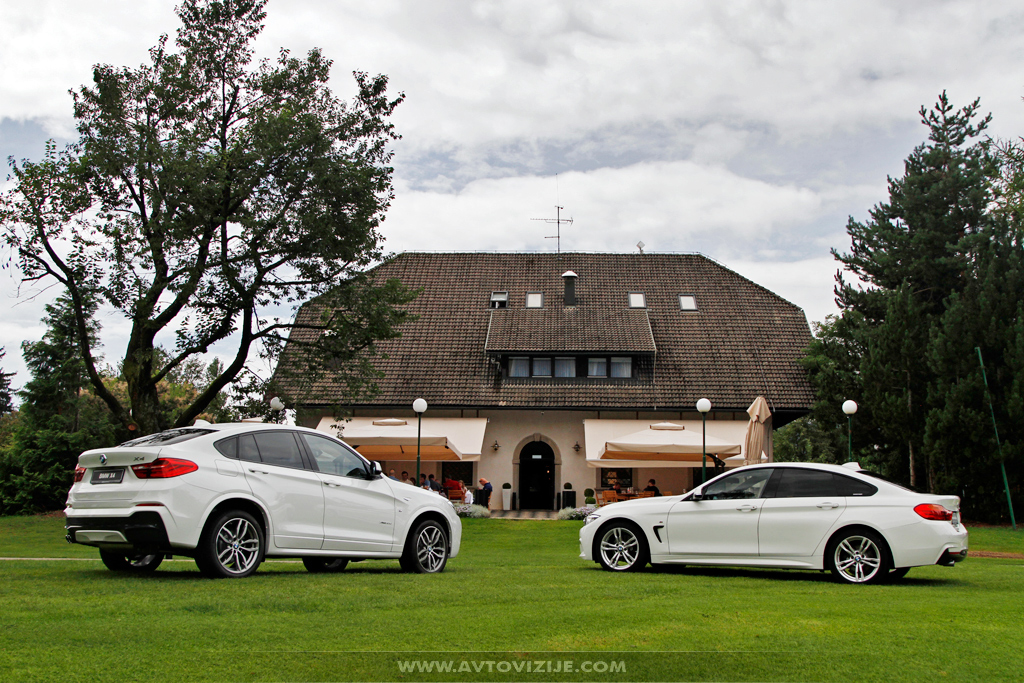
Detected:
[
  {"left": 74, "top": 466, "right": 86, "bottom": 483},
  {"left": 131, "top": 458, "right": 198, "bottom": 479},
  {"left": 914, "top": 503, "right": 954, "bottom": 521}
]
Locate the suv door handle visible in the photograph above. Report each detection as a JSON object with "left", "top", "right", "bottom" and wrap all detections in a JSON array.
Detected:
[
  {"left": 323, "top": 480, "right": 342, "bottom": 488},
  {"left": 736, "top": 504, "right": 758, "bottom": 512},
  {"left": 816, "top": 502, "right": 839, "bottom": 509},
  {"left": 247, "top": 468, "right": 269, "bottom": 475}
]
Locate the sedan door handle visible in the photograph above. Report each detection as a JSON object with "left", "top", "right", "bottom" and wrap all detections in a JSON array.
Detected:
[
  {"left": 323, "top": 480, "right": 342, "bottom": 488},
  {"left": 247, "top": 468, "right": 269, "bottom": 475},
  {"left": 736, "top": 504, "right": 758, "bottom": 512},
  {"left": 816, "top": 502, "right": 839, "bottom": 509}
]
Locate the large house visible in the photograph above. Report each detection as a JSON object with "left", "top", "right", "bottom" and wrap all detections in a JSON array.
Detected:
[{"left": 279, "top": 252, "right": 814, "bottom": 509}]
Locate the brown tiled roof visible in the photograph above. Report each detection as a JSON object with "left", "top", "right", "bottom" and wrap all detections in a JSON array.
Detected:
[
  {"left": 484, "top": 308, "right": 656, "bottom": 353},
  {"left": 281, "top": 252, "right": 814, "bottom": 411}
]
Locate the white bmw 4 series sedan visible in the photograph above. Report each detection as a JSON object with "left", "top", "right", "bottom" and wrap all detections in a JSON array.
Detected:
[
  {"left": 65, "top": 423, "right": 461, "bottom": 578},
  {"left": 580, "top": 462, "right": 968, "bottom": 583}
]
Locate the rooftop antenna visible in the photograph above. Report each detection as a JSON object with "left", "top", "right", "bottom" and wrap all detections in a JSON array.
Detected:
[
  {"left": 532, "top": 205, "right": 573, "bottom": 254},
  {"left": 637, "top": 240, "right": 645, "bottom": 254}
]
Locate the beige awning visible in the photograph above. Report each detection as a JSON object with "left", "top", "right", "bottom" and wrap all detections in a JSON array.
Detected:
[
  {"left": 584, "top": 419, "right": 747, "bottom": 468},
  {"left": 315, "top": 417, "right": 488, "bottom": 462}
]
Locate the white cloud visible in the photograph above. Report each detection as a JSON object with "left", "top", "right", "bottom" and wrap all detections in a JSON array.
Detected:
[
  {"left": 386, "top": 159, "right": 875, "bottom": 258},
  {"left": 3, "top": 0, "right": 1022, "bottom": 393}
]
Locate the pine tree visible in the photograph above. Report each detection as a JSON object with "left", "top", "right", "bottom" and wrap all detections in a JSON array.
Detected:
[
  {"left": 817, "top": 93, "right": 999, "bottom": 491},
  {"left": 0, "top": 295, "right": 116, "bottom": 514},
  {"left": 924, "top": 222, "right": 1024, "bottom": 519},
  {"left": 0, "top": 348, "right": 13, "bottom": 417}
]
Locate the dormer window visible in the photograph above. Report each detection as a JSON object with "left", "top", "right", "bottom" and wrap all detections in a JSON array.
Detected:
[
  {"left": 628, "top": 292, "right": 646, "bottom": 308},
  {"left": 526, "top": 292, "right": 544, "bottom": 308},
  {"left": 509, "top": 357, "right": 530, "bottom": 377},
  {"left": 679, "top": 294, "right": 697, "bottom": 310},
  {"left": 490, "top": 291, "right": 508, "bottom": 309}
]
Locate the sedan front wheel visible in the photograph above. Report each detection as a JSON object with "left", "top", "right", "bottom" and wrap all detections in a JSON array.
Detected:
[{"left": 597, "top": 523, "right": 648, "bottom": 572}]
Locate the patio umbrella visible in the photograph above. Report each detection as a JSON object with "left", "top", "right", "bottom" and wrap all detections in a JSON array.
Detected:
[
  {"left": 743, "top": 396, "right": 772, "bottom": 466},
  {"left": 600, "top": 422, "right": 742, "bottom": 461}
]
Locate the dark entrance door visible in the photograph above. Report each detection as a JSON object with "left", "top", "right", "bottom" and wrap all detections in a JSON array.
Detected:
[{"left": 519, "top": 441, "right": 555, "bottom": 510}]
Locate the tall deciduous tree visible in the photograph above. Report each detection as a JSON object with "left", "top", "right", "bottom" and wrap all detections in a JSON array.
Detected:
[{"left": 2, "top": 0, "right": 414, "bottom": 435}]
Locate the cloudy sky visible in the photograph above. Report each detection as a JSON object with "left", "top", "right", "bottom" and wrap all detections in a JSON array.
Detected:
[{"left": 3, "top": 0, "right": 1024, "bottom": 386}]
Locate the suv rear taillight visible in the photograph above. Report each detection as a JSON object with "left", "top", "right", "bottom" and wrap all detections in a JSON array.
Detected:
[
  {"left": 131, "top": 458, "right": 198, "bottom": 479},
  {"left": 914, "top": 503, "right": 954, "bottom": 521},
  {"left": 74, "top": 466, "right": 86, "bottom": 483}
]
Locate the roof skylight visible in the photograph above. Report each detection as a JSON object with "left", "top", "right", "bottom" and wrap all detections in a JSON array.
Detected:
[{"left": 679, "top": 295, "right": 697, "bottom": 310}]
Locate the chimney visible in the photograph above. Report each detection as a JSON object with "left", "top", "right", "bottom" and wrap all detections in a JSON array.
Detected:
[{"left": 562, "top": 270, "right": 577, "bottom": 306}]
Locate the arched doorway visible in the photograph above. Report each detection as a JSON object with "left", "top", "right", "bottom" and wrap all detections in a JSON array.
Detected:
[{"left": 519, "top": 441, "right": 555, "bottom": 510}]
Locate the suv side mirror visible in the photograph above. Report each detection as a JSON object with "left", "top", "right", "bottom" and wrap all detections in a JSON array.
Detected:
[
  {"left": 691, "top": 490, "right": 704, "bottom": 501},
  {"left": 370, "top": 461, "right": 383, "bottom": 478}
]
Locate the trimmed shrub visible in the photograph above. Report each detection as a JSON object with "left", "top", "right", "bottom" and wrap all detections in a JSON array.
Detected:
[
  {"left": 558, "top": 506, "right": 598, "bottom": 521},
  {"left": 454, "top": 504, "right": 491, "bottom": 518}
]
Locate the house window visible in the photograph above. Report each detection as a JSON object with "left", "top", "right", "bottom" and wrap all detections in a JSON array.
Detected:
[
  {"left": 679, "top": 294, "right": 697, "bottom": 310},
  {"left": 601, "top": 468, "right": 632, "bottom": 489},
  {"left": 628, "top": 292, "right": 646, "bottom": 308},
  {"left": 525, "top": 292, "right": 544, "bottom": 308},
  {"left": 610, "top": 357, "right": 632, "bottom": 378},
  {"left": 554, "top": 357, "right": 576, "bottom": 378},
  {"left": 588, "top": 357, "right": 607, "bottom": 377},
  {"left": 509, "top": 357, "right": 530, "bottom": 377},
  {"left": 490, "top": 291, "right": 508, "bottom": 309},
  {"left": 532, "top": 358, "right": 552, "bottom": 377}
]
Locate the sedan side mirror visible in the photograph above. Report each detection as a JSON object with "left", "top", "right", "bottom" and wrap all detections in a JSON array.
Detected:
[
  {"left": 370, "top": 461, "right": 383, "bottom": 478},
  {"left": 691, "top": 490, "right": 704, "bottom": 501}
]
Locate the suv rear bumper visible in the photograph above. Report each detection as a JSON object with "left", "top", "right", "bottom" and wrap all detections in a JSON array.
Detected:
[{"left": 66, "top": 512, "right": 171, "bottom": 553}]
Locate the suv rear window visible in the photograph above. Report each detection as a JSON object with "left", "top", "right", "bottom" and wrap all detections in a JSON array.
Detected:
[{"left": 120, "top": 429, "right": 214, "bottom": 447}]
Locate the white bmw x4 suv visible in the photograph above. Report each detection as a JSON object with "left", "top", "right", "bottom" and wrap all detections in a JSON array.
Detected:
[{"left": 65, "top": 423, "right": 461, "bottom": 578}]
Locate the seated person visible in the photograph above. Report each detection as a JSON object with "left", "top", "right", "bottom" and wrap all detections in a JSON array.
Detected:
[
  {"left": 477, "top": 478, "right": 493, "bottom": 508},
  {"left": 643, "top": 479, "right": 661, "bottom": 496}
]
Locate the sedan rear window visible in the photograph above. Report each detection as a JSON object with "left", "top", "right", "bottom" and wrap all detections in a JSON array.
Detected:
[
  {"left": 120, "top": 429, "right": 214, "bottom": 447},
  {"left": 834, "top": 474, "right": 877, "bottom": 496}
]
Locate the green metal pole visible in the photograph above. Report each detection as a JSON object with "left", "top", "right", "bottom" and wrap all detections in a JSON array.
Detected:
[
  {"left": 701, "top": 412, "right": 707, "bottom": 484},
  {"left": 975, "top": 347, "right": 1017, "bottom": 530},
  {"left": 847, "top": 414, "right": 853, "bottom": 462},
  {"left": 416, "top": 412, "right": 422, "bottom": 487}
]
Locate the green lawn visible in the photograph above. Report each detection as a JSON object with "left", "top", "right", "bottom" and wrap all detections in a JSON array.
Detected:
[{"left": 1, "top": 516, "right": 1021, "bottom": 682}]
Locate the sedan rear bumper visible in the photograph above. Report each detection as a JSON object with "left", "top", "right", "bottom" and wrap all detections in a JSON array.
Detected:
[{"left": 937, "top": 548, "right": 968, "bottom": 566}]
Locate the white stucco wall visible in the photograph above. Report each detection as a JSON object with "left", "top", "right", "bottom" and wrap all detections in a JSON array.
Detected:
[{"left": 302, "top": 407, "right": 752, "bottom": 510}]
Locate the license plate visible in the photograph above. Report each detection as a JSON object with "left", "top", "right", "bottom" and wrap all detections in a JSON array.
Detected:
[{"left": 91, "top": 468, "right": 125, "bottom": 485}]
